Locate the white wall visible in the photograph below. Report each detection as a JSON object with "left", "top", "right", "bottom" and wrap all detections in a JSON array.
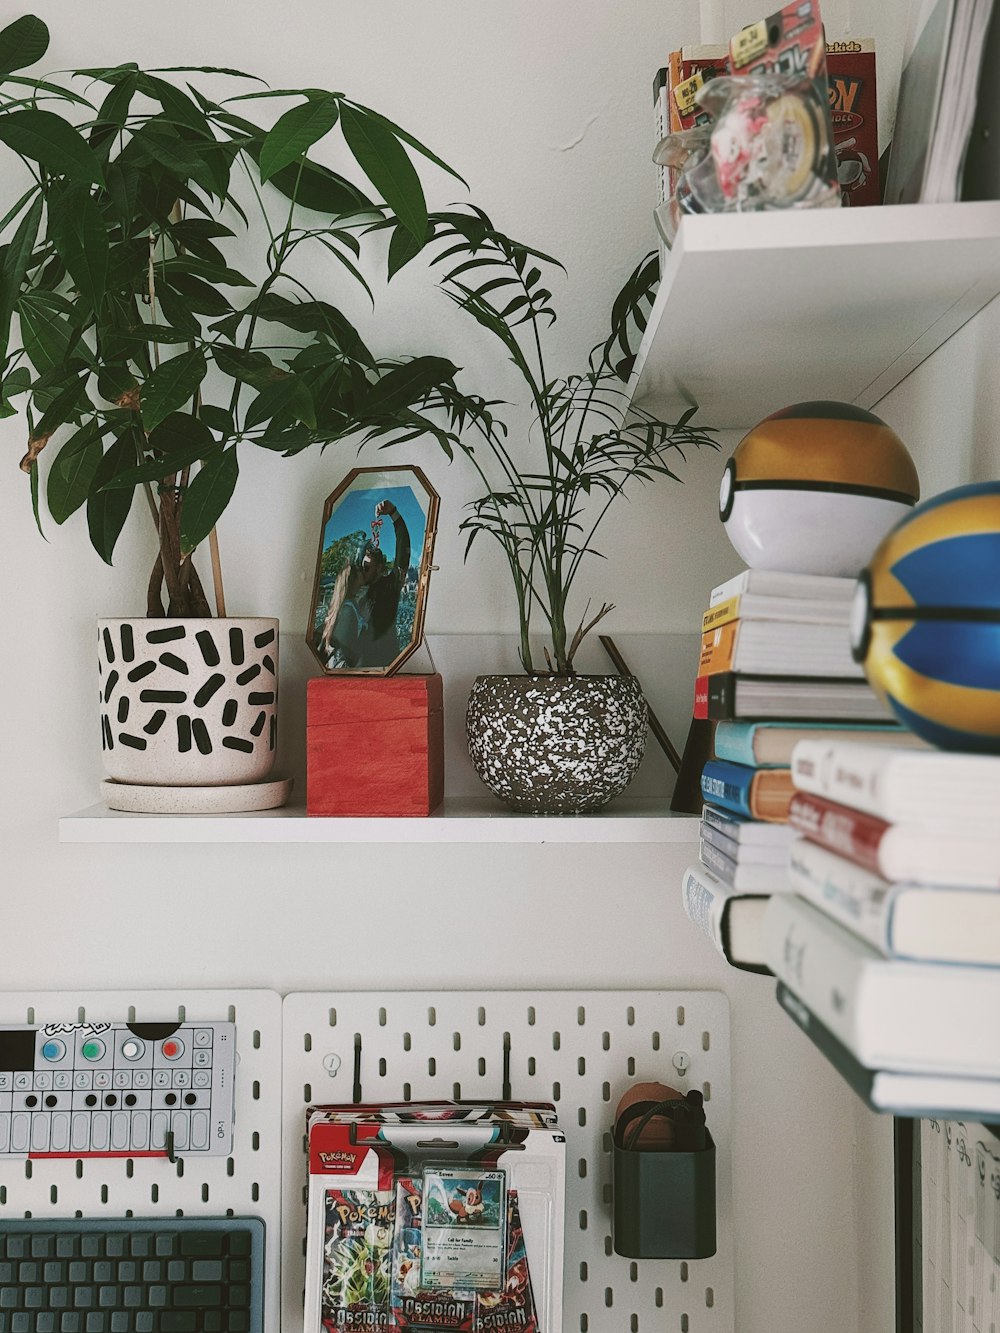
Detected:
[{"left": 0, "top": 3, "right": 918, "bottom": 1331}]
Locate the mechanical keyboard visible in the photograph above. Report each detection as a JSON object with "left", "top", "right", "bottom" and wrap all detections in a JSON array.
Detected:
[{"left": 0, "top": 1217, "right": 263, "bottom": 1332}]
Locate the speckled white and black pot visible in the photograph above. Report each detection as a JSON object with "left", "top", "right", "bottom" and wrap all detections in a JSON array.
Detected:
[
  {"left": 466, "top": 674, "right": 647, "bottom": 814},
  {"left": 97, "top": 617, "right": 279, "bottom": 787}
]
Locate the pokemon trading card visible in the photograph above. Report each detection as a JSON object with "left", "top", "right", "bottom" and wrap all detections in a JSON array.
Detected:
[{"left": 420, "top": 1168, "right": 507, "bottom": 1292}]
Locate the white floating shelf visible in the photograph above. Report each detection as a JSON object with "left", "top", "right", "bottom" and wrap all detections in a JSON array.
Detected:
[
  {"left": 59, "top": 796, "right": 700, "bottom": 844},
  {"left": 629, "top": 201, "right": 1000, "bottom": 427}
]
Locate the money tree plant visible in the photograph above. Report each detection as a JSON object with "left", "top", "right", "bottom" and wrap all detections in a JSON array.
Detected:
[{"left": 0, "top": 13, "right": 474, "bottom": 616}]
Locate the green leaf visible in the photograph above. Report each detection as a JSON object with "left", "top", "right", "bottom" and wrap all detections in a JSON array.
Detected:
[
  {"left": 33, "top": 371, "right": 88, "bottom": 440},
  {"left": 212, "top": 343, "right": 278, "bottom": 388},
  {"left": 140, "top": 348, "right": 207, "bottom": 433},
  {"left": 359, "top": 356, "right": 458, "bottom": 416},
  {"left": 244, "top": 375, "right": 315, "bottom": 431},
  {"left": 87, "top": 433, "right": 135, "bottom": 563},
  {"left": 180, "top": 448, "right": 238, "bottom": 554},
  {"left": 258, "top": 95, "right": 340, "bottom": 183},
  {"left": 339, "top": 104, "right": 427, "bottom": 243},
  {"left": 198, "top": 404, "right": 234, "bottom": 436},
  {"left": 258, "top": 150, "right": 374, "bottom": 216},
  {"left": 29, "top": 456, "right": 44, "bottom": 538},
  {"left": 46, "top": 183, "right": 108, "bottom": 315},
  {"left": 17, "top": 291, "right": 86, "bottom": 375},
  {"left": 0, "top": 364, "right": 30, "bottom": 417},
  {"left": 388, "top": 221, "right": 425, "bottom": 279},
  {"left": 344, "top": 100, "right": 467, "bottom": 187},
  {"left": 47, "top": 418, "right": 103, "bottom": 523},
  {"left": 161, "top": 256, "right": 253, "bottom": 287},
  {"left": 0, "top": 191, "right": 42, "bottom": 359},
  {"left": 147, "top": 410, "right": 214, "bottom": 455},
  {"left": 137, "top": 75, "right": 214, "bottom": 138},
  {"left": 0, "top": 109, "right": 103, "bottom": 185},
  {"left": 129, "top": 120, "right": 217, "bottom": 194},
  {"left": 97, "top": 364, "right": 138, "bottom": 403},
  {"left": 0, "top": 15, "right": 49, "bottom": 77},
  {"left": 152, "top": 285, "right": 201, "bottom": 338},
  {"left": 163, "top": 271, "right": 231, "bottom": 316}
]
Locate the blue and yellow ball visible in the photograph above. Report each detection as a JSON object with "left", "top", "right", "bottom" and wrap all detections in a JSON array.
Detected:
[
  {"left": 720, "top": 401, "right": 920, "bottom": 575},
  {"left": 851, "top": 481, "right": 1000, "bottom": 752}
]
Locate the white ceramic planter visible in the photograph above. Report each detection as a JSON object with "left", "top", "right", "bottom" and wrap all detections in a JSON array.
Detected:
[{"left": 97, "top": 617, "right": 279, "bottom": 787}]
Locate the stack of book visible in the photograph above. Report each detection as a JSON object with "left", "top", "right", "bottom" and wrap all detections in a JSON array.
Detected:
[
  {"left": 762, "top": 739, "right": 1000, "bottom": 1121},
  {"left": 680, "top": 569, "right": 910, "bottom": 972}
]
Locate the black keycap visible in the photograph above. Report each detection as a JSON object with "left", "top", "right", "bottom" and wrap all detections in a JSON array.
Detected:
[
  {"left": 103, "top": 1238, "right": 126, "bottom": 1260},
  {"left": 68, "top": 1263, "right": 88, "bottom": 1284},
  {"left": 146, "top": 1287, "right": 167, "bottom": 1309},
  {"left": 226, "top": 1260, "right": 249, "bottom": 1283},
  {"left": 4, "top": 1239, "right": 26, "bottom": 1260},
  {"left": 44, "top": 1263, "right": 65, "bottom": 1284},
  {"left": 141, "top": 1263, "right": 162, "bottom": 1283},
  {"left": 165, "top": 1262, "right": 185, "bottom": 1283},
  {"left": 37, "top": 1315, "right": 56, "bottom": 1333},
  {"left": 172, "top": 1285, "right": 222, "bottom": 1308},
  {"left": 128, "top": 1237, "right": 151, "bottom": 1259},
  {"left": 80, "top": 1240, "right": 100, "bottom": 1260},
  {"left": 97, "top": 1288, "right": 119, "bottom": 1309},
  {"left": 228, "top": 1286, "right": 249, "bottom": 1309},
  {"left": 115, "top": 1262, "right": 137, "bottom": 1284},
  {"left": 178, "top": 1234, "right": 223, "bottom": 1257},
  {"left": 159, "top": 1317, "right": 197, "bottom": 1333},
  {"left": 226, "top": 1234, "right": 251, "bottom": 1257},
  {"left": 72, "top": 1288, "right": 94, "bottom": 1309},
  {"left": 121, "top": 1289, "right": 142, "bottom": 1310},
  {"left": 134, "top": 1318, "right": 153, "bottom": 1333},
  {"left": 91, "top": 1263, "right": 112, "bottom": 1285},
  {"left": 59, "top": 1317, "right": 81, "bottom": 1333},
  {"left": 11, "top": 1314, "right": 30, "bottom": 1333},
  {"left": 202, "top": 1316, "right": 224, "bottom": 1333},
  {"left": 30, "top": 1236, "right": 53, "bottom": 1259},
  {"left": 24, "top": 1287, "right": 46, "bottom": 1307},
  {"left": 55, "top": 1240, "right": 77, "bottom": 1259},
  {"left": 190, "top": 1260, "right": 223, "bottom": 1282},
  {"left": 18, "top": 1262, "right": 38, "bottom": 1283},
  {"left": 108, "top": 1318, "right": 129, "bottom": 1333},
  {"left": 153, "top": 1238, "right": 174, "bottom": 1258},
  {"left": 226, "top": 1314, "right": 250, "bottom": 1333},
  {"left": 0, "top": 1291, "right": 19, "bottom": 1311},
  {"left": 84, "top": 1315, "right": 107, "bottom": 1333},
  {"left": 48, "top": 1288, "right": 69, "bottom": 1309},
  {"left": 0, "top": 1266, "right": 11, "bottom": 1284}
]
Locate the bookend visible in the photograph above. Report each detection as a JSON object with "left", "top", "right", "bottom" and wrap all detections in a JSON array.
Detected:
[{"left": 612, "top": 1089, "right": 717, "bottom": 1259}]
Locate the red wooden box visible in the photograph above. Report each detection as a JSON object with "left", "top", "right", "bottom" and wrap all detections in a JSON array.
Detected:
[{"left": 306, "top": 674, "right": 444, "bottom": 816}]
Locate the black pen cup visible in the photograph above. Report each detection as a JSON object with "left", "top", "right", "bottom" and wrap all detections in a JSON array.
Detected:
[{"left": 612, "top": 1125, "right": 717, "bottom": 1259}]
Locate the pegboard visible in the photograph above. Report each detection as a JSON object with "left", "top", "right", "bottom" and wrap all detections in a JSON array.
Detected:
[
  {"left": 0, "top": 989, "right": 283, "bottom": 1333},
  {"left": 281, "top": 990, "right": 733, "bottom": 1333}
]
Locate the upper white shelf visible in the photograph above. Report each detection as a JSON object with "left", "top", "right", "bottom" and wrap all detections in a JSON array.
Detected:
[
  {"left": 58, "top": 797, "right": 700, "bottom": 845},
  {"left": 628, "top": 201, "right": 1000, "bottom": 427}
]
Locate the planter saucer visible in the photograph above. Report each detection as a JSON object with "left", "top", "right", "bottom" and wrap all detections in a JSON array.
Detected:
[{"left": 101, "top": 776, "right": 293, "bottom": 815}]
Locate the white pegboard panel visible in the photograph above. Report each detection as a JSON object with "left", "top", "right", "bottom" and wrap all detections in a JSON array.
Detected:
[
  {"left": 0, "top": 989, "right": 283, "bottom": 1333},
  {"left": 281, "top": 990, "right": 733, "bottom": 1333}
]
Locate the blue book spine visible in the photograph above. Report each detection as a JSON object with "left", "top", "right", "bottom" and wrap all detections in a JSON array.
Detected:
[
  {"left": 700, "top": 759, "right": 755, "bottom": 818},
  {"left": 712, "top": 721, "right": 761, "bottom": 767}
]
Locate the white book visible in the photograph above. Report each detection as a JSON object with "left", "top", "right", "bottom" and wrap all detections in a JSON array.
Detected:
[
  {"left": 787, "top": 837, "right": 1000, "bottom": 964},
  {"left": 704, "top": 618, "right": 864, "bottom": 678},
  {"left": 702, "top": 592, "right": 855, "bottom": 629},
  {"left": 699, "top": 838, "right": 787, "bottom": 893},
  {"left": 681, "top": 862, "right": 770, "bottom": 974},
  {"left": 709, "top": 570, "right": 856, "bottom": 607},
  {"left": 761, "top": 893, "right": 1000, "bottom": 1076},
  {"left": 790, "top": 739, "right": 1000, "bottom": 823},
  {"left": 699, "top": 819, "right": 791, "bottom": 866},
  {"left": 700, "top": 804, "right": 799, "bottom": 848}
]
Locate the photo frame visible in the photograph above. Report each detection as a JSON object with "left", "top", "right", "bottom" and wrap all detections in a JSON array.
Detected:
[{"left": 307, "top": 465, "right": 440, "bottom": 676}]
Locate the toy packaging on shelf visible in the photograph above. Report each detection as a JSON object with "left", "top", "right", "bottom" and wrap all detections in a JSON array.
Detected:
[{"left": 303, "top": 1102, "right": 566, "bottom": 1333}]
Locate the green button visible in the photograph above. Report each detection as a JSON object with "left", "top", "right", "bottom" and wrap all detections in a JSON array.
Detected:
[{"left": 81, "top": 1040, "right": 104, "bottom": 1060}]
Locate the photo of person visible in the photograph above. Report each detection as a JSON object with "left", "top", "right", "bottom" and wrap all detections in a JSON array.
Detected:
[{"left": 308, "top": 468, "right": 438, "bottom": 675}]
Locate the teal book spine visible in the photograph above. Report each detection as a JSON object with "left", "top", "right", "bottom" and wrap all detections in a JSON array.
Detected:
[{"left": 712, "top": 722, "right": 760, "bottom": 767}]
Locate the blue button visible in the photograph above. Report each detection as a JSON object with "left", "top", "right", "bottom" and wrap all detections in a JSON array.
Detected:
[{"left": 41, "top": 1039, "right": 65, "bottom": 1061}]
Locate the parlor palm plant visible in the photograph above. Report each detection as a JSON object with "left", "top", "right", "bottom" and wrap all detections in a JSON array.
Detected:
[
  {"left": 0, "top": 13, "right": 475, "bottom": 617},
  {"left": 391, "top": 207, "right": 719, "bottom": 676}
]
